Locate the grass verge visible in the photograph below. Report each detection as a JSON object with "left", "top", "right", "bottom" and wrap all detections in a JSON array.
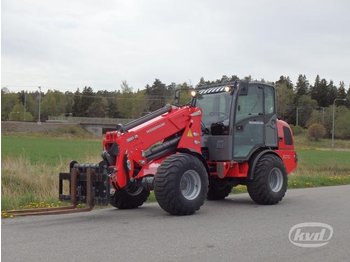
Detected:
[{"left": 2, "top": 134, "right": 350, "bottom": 217}]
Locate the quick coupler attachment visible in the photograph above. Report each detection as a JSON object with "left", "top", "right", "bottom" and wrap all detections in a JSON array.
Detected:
[{"left": 59, "top": 162, "right": 111, "bottom": 206}]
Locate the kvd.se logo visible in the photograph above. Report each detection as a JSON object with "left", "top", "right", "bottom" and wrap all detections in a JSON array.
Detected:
[{"left": 288, "top": 222, "right": 333, "bottom": 248}]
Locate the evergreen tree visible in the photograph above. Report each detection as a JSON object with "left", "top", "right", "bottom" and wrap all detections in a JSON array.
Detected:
[
  {"left": 318, "top": 78, "right": 329, "bottom": 107},
  {"left": 295, "top": 74, "right": 309, "bottom": 101},
  {"left": 82, "top": 86, "right": 95, "bottom": 116},
  {"left": 310, "top": 76, "right": 329, "bottom": 107},
  {"left": 197, "top": 77, "right": 206, "bottom": 87},
  {"left": 327, "top": 80, "right": 338, "bottom": 106},
  {"left": 72, "top": 88, "right": 82, "bottom": 116},
  {"left": 337, "top": 81, "right": 346, "bottom": 98},
  {"left": 276, "top": 76, "right": 293, "bottom": 89},
  {"left": 310, "top": 75, "right": 321, "bottom": 103},
  {"left": 86, "top": 97, "right": 108, "bottom": 117},
  {"left": 145, "top": 79, "right": 167, "bottom": 112}
]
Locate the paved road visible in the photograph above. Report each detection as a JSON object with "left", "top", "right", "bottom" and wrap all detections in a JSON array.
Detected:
[{"left": 2, "top": 185, "right": 350, "bottom": 262}]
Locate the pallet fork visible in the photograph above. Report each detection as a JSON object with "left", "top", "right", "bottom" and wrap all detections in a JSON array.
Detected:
[{"left": 6, "top": 162, "right": 110, "bottom": 217}]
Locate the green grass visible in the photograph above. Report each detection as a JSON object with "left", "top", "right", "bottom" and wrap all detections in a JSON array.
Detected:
[
  {"left": 295, "top": 135, "right": 350, "bottom": 149},
  {"left": 1, "top": 135, "right": 102, "bottom": 211},
  {"left": 1, "top": 135, "right": 101, "bottom": 165},
  {"left": 1, "top": 133, "right": 350, "bottom": 212},
  {"left": 297, "top": 148, "right": 350, "bottom": 174}
]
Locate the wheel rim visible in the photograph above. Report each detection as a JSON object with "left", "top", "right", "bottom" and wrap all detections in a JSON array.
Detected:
[
  {"left": 180, "top": 170, "right": 202, "bottom": 200},
  {"left": 268, "top": 168, "right": 284, "bottom": 193}
]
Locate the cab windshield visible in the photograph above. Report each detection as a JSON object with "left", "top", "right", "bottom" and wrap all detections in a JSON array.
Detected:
[{"left": 196, "top": 92, "right": 232, "bottom": 128}]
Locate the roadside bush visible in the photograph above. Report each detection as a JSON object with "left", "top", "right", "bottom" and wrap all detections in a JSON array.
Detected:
[
  {"left": 307, "top": 123, "right": 326, "bottom": 141},
  {"left": 290, "top": 125, "right": 304, "bottom": 136}
]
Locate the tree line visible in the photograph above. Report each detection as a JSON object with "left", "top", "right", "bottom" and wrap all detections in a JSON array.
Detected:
[{"left": 2, "top": 74, "right": 350, "bottom": 138}]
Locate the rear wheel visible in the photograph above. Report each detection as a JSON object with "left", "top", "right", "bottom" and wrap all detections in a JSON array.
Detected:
[
  {"left": 247, "top": 154, "right": 287, "bottom": 205},
  {"left": 110, "top": 183, "right": 149, "bottom": 209},
  {"left": 207, "top": 178, "right": 233, "bottom": 200},
  {"left": 154, "top": 153, "right": 208, "bottom": 215}
]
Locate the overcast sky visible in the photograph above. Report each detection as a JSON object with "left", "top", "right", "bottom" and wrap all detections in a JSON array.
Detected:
[{"left": 2, "top": 0, "right": 350, "bottom": 93}]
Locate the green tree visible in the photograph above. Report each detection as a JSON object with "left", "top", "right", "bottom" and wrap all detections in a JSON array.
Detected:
[
  {"left": 327, "top": 80, "right": 338, "bottom": 106},
  {"left": 131, "top": 90, "right": 147, "bottom": 118},
  {"left": 64, "top": 91, "right": 74, "bottom": 115},
  {"left": 118, "top": 81, "right": 135, "bottom": 118},
  {"left": 1, "top": 89, "right": 19, "bottom": 120},
  {"left": 86, "top": 97, "right": 108, "bottom": 117},
  {"left": 107, "top": 96, "right": 120, "bottom": 118},
  {"left": 318, "top": 78, "right": 329, "bottom": 107},
  {"left": 80, "top": 86, "right": 95, "bottom": 117},
  {"left": 294, "top": 74, "right": 309, "bottom": 102},
  {"left": 310, "top": 76, "right": 331, "bottom": 107},
  {"left": 335, "top": 107, "right": 350, "bottom": 139},
  {"left": 295, "top": 95, "right": 317, "bottom": 127},
  {"left": 8, "top": 103, "right": 33, "bottom": 121},
  {"left": 275, "top": 80, "right": 294, "bottom": 121},
  {"left": 145, "top": 79, "right": 167, "bottom": 112},
  {"left": 25, "top": 93, "right": 38, "bottom": 120},
  {"left": 310, "top": 75, "right": 321, "bottom": 103},
  {"left": 337, "top": 81, "right": 346, "bottom": 98},
  {"left": 72, "top": 89, "right": 82, "bottom": 116},
  {"left": 197, "top": 77, "right": 207, "bottom": 87},
  {"left": 41, "top": 91, "right": 58, "bottom": 119},
  {"left": 276, "top": 76, "right": 293, "bottom": 89}
]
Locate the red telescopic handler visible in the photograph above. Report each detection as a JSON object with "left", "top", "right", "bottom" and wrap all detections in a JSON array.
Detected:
[{"left": 7, "top": 81, "right": 297, "bottom": 217}]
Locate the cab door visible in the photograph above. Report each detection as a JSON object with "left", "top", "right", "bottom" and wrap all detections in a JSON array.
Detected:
[{"left": 233, "top": 85, "right": 265, "bottom": 159}]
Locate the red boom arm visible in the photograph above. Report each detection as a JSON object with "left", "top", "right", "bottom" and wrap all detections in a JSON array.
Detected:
[{"left": 103, "top": 105, "right": 203, "bottom": 189}]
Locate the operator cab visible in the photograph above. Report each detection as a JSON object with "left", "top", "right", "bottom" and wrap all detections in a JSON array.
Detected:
[{"left": 193, "top": 81, "right": 278, "bottom": 161}]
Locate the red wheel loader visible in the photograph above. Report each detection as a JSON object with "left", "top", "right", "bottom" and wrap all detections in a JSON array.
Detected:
[{"left": 9, "top": 81, "right": 297, "bottom": 216}]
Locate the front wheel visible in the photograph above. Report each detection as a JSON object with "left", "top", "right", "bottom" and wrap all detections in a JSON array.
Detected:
[
  {"left": 154, "top": 153, "right": 208, "bottom": 215},
  {"left": 247, "top": 154, "right": 288, "bottom": 205}
]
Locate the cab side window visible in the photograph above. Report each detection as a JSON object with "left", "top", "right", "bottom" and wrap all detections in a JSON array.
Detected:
[
  {"left": 264, "top": 86, "right": 275, "bottom": 115},
  {"left": 236, "top": 85, "right": 263, "bottom": 123}
]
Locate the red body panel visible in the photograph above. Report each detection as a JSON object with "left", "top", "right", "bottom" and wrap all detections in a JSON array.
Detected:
[{"left": 275, "top": 119, "right": 298, "bottom": 174}]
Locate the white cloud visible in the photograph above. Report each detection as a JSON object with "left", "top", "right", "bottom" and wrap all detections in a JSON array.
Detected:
[{"left": 2, "top": 0, "right": 350, "bottom": 92}]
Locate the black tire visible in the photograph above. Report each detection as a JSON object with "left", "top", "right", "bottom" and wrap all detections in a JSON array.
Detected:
[
  {"left": 110, "top": 184, "right": 150, "bottom": 209},
  {"left": 154, "top": 153, "right": 208, "bottom": 216},
  {"left": 247, "top": 154, "right": 288, "bottom": 205},
  {"left": 207, "top": 179, "right": 233, "bottom": 200}
]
